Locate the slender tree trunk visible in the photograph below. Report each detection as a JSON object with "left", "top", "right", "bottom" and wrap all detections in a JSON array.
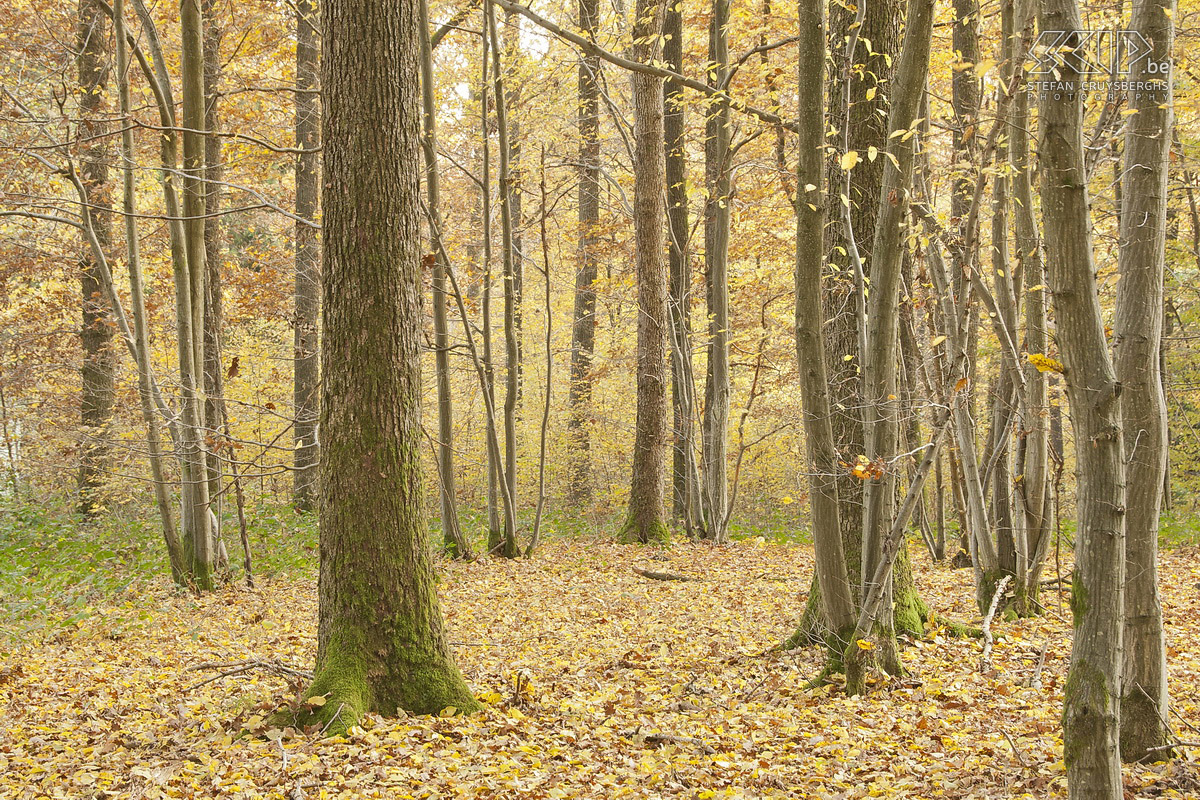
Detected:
[
  {"left": 293, "top": 0, "right": 321, "bottom": 512},
  {"left": 619, "top": 0, "right": 669, "bottom": 544},
  {"left": 77, "top": 0, "right": 117, "bottom": 519},
  {"left": 181, "top": 0, "right": 214, "bottom": 588},
  {"left": 480, "top": 27, "right": 502, "bottom": 547},
  {"left": 420, "top": 0, "right": 471, "bottom": 559},
  {"left": 858, "top": 0, "right": 935, "bottom": 678},
  {"left": 567, "top": 0, "right": 601, "bottom": 505},
  {"left": 1039, "top": 3, "right": 1127, "bottom": 795},
  {"left": 1116, "top": 0, "right": 1174, "bottom": 762},
  {"left": 295, "top": 0, "right": 479, "bottom": 734},
  {"left": 488, "top": 0, "right": 520, "bottom": 557},
  {"left": 663, "top": 0, "right": 696, "bottom": 529},
  {"left": 791, "top": 0, "right": 856, "bottom": 664},
  {"left": 112, "top": 0, "right": 185, "bottom": 582},
  {"left": 700, "top": 0, "right": 730, "bottom": 542},
  {"left": 201, "top": 0, "right": 227, "bottom": 559}
]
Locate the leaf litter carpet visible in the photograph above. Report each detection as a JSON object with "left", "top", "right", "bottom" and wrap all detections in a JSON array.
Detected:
[{"left": 5, "top": 538, "right": 1200, "bottom": 799}]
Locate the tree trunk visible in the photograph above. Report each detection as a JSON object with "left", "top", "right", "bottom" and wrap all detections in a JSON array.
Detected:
[
  {"left": 619, "top": 0, "right": 669, "bottom": 545},
  {"left": 663, "top": 0, "right": 696, "bottom": 529},
  {"left": 567, "top": 0, "right": 601, "bottom": 506},
  {"left": 201, "top": 0, "right": 227, "bottom": 560},
  {"left": 420, "top": 0, "right": 471, "bottom": 559},
  {"left": 1116, "top": 0, "right": 1173, "bottom": 762},
  {"left": 181, "top": 0, "right": 214, "bottom": 588},
  {"left": 112, "top": 0, "right": 185, "bottom": 581},
  {"left": 792, "top": 0, "right": 856, "bottom": 664},
  {"left": 700, "top": 0, "right": 730, "bottom": 542},
  {"left": 1039, "top": 2, "right": 1126, "bottom": 795},
  {"left": 488, "top": 0, "right": 520, "bottom": 558},
  {"left": 297, "top": 0, "right": 479, "bottom": 733},
  {"left": 77, "top": 0, "right": 117, "bottom": 519},
  {"left": 293, "top": 0, "right": 321, "bottom": 512}
]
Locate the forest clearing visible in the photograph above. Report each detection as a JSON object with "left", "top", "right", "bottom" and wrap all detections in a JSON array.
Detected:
[{"left": 5, "top": 528, "right": 1200, "bottom": 800}]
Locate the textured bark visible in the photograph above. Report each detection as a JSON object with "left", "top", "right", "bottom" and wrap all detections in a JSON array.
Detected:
[
  {"left": 181, "top": 0, "right": 214, "bottom": 588},
  {"left": 293, "top": 0, "right": 321, "bottom": 512},
  {"left": 619, "top": 0, "right": 669, "bottom": 544},
  {"left": 663, "top": 0, "right": 696, "bottom": 528},
  {"left": 77, "top": 0, "right": 117, "bottom": 518},
  {"left": 567, "top": 0, "right": 601, "bottom": 505},
  {"left": 1116, "top": 0, "right": 1173, "bottom": 762},
  {"left": 420, "top": 0, "right": 470, "bottom": 559},
  {"left": 1039, "top": 2, "right": 1126, "bottom": 795},
  {"left": 301, "top": 0, "right": 479, "bottom": 732},
  {"left": 700, "top": 0, "right": 730, "bottom": 542},
  {"left": 792, "top": 0, "right": 856, "bottom": 660}
]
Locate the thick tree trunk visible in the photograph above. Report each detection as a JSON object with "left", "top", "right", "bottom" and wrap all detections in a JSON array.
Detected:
[
  {"left": 293, "top": 0, "right": 321, "bottom": 512},
  {"left": 619, "top": 0, "right": 669, "bottom": 545},
  {"left": 567, "top": 0, "right": 601, "bottom": 506},
  {"left": 419, "top": 0, "right": 471, "bottom": 559},
  {"left": 1039, "top": 2, "right": 1127, "bottom": 795},
  {"left": 298, "top": 0, "right": 480, "bottom": 733},
  {"left": 77, "top": 0, "right": 117, "bottom": 519},
  {"left": 1116, "top": 0, "right": 1173, "bottom": 762},
  {"left": 181, "top": 0, "right": 214, "bottom": 588},
  {"left": 700, "top": 0, "right": 730, "bottom": 542}
]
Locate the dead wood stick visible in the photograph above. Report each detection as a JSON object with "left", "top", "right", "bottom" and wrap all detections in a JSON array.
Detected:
[
  {"left": 1029, "top": 639, "right": 1050, "bottom": 690},
  {"left": 185, "top": 658, "right": 313, "bottom": 692},
  {"left": 632, "top": 567, "right": 693, "bottom": 582},
  {"left": 980, "top": 575, "right": 1013, "bottom": 671}
]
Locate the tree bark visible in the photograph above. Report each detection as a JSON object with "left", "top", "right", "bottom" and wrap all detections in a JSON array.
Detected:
[
  {"left": 663, "top": 0, "right": 696, "bottom": 529},
  {"left": 1039, "top": 2, "right": 1126, "bottom": 794},
  {"left": 1116, "top": 0, "right": 1174, "bottom": 762},
  {"left": 298, "top": 0, "right": 480, "bottom": 733},
  {"left": 619, "top": 0, "right": 669, "bottom": 544},
  {"left": 420, "top": 0, "right": 471, "bottom": 559},
  {"left": 567, "top": 0, "right": 601, "bottom": 505},
  {"left": 700, "top": 0, "right": 730, "bottom": 542},
  {"left": 293, "top": 0, "right": 321, "bottom": 512},
  {"left": 180, "top": 0, "right": 214, "bottom": 588},
  {"left": 76, "top": 0, "right": 117, "bottom": 519},
  {"left": 792, "top": 0, "right": 856, "bottom": 663}
]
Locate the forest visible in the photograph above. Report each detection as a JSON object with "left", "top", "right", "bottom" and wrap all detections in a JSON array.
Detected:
[{"left": 0, "top": 0, "right": 1198, "bottom": 796}]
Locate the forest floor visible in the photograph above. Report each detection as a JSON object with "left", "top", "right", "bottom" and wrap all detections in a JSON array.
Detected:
[{"left": 5, "top": 528, "right": 1200, "bottom": 799}]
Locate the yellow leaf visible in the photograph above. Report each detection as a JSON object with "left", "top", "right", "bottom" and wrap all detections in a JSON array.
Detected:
[
  {"left": 841, "top": 150, "right": 860, "bottom": 170},
  {"left": 1028, "top": 353, "right": 1065, "bottom": 374},
  {"left": 930, "top": 335, "right": 947, "bottom": 347},
  {"left": 306, "top": 694, "right": 327, "bottom": 707},
  {"left": 780, "top": 495, "right": 794, "bottom": 505},
  {"left": 867, "top": 145, "right": 878, "bottom": 162},
  {"left": 857, "top": 639, "right": 875, "bottom": 651},
  {"left": 439, "top": 706, "right": 458, "bottom": 717}
]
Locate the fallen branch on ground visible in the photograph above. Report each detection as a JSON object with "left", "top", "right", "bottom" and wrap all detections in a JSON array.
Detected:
[
  {"left": 980, "top": 575, "right": 1013, "bottom": 672},
  {"left": 632, "top": 567, "right": 693, "bottom": 582},
  {"left": 185, "top": 658, "right": 313, "bottom": 692}
]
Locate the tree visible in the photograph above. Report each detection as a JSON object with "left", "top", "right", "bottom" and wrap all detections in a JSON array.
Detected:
[
  {"left": 1116, "top": 0, "right": 1174, "bottom": 762},
  {"left": 619, "top": 0, "right": 669, "bottom": 544},
  {"left": 293, "top": 0, "right": 321, "bottom": 512},
  {"left": 76, "top": 0, "right": 117, "bottom": 519},
  {"left": 567, "top": 0, "right": 601, "bottom": 505},
  {"left": 1039, "top": 1, "right": 1126, "bottom": 795},
  {"left": 293, "top": 0, "right": 479, "bottom": 733}
]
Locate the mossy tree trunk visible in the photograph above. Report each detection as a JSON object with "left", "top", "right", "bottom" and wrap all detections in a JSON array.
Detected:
[
  {"left": 1039, "top": 1, "right": 1127, "bottom": 794},
  {"left": 299, "top": 0, "right": 479, "bottom": 734},
  {"left": 1116, "top": 0, "right": 1173, "bottom": 763},
  {"left": 619, "top": 0, "right": 669, "bottom": 545}
]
